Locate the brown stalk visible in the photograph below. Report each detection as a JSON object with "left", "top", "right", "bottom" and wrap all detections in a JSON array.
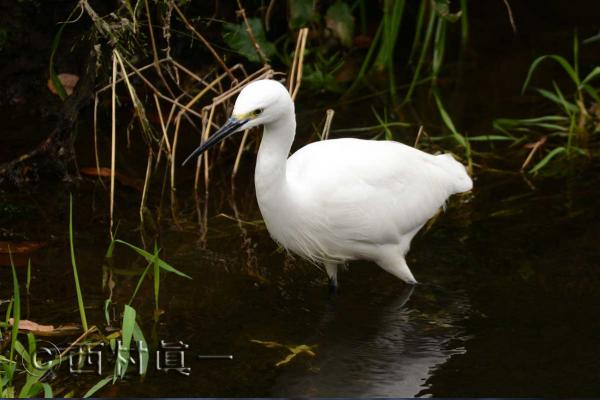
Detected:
[
  {"left": 172, "top": 3, "right": 236, "bottom": 82},
  {"left": 153, "top": 94, "right": 172, "bottom": 156},
  {"left": 169, "top": 59, "right": 221, "bottom": 94},
  {"left": 521, "top": 135, "right": 547, "bottom": 171},
  {"left": 321, "top": 109, "right": 335, "bottom": 140},
  {"left": 236, "top": 0, "right": 268, "bottom": 65},
  {"left": 171, "top": 115, "right": 182, "bottom": 193},
  {"left": 502, "top": 0, "right": 517, "bottom": 33},
  {"left": 110, "top": 52, "right": 117, "bottom": 238},
  {"left": 140, "top": 147, "right": 153, "bottom": 224},
  {"left": 265, "top": 0, "right": 276, "bottom": 31},
  {"left": 143, "top": 0, "right": 176, "bottom": 97},
  {"left": 92, "top": 93, "right": 104, "bottom": 188},
  {"left": 232, "top": 129, "right": 250, "bottom": 177},
  {"left": 414, "top": 125, "right": 424, "bottom": 147},
  {"left": 97, "top": 58, "right": 170, "bottom": 93},
  {"left": 59, "top": 325, "right": 98, "bottom": 358},
  {"left": 290, "top": 28, "right": 309, "bottom": 100}
]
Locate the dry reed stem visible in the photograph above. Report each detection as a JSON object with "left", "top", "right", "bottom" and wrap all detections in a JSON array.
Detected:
[
  {"left": 194, "top": 108, "right": 209, "bottom": 190},
  {"left": 169, "top": 59, "right": 220, "bottom": 94},
  {"left": 110, "top": 52, "right": 117, "bottom": 238},
  {"left": 171, "top": 115, "right": 182, "bottom": 193},
  {"left": 97, "top": 58, "right": 170, "bottom": 93},
  {"left": 120, "top": 56, "right": 204, "bottom": 120},
  {"left": 143, "top": 0, "right": 176, "bottom": 98},
  {"left": 153, "top": 94, "right": 172, "bottom": 155},
  {"left": 414, "top": 125, "right": 424, "bottom": 147},
  {"left": 114, "top": 50, "right": 151, "bottom": 141},
  {"left": 502, "top": 0, "right": 517, "bottom": 33},
  {"left": 521, "top": 135, "right": 547, "bottom": 171},
  {"left": 59, "top": 325, "right": 98, "bottom": 359},
  {"left": 176, "top": 69, "right": 232, "bottom": 124},
  {"left": 210, "top": 65, "right": 273, "bottom": 104},
  {"left": 173, "top": 3, "right": 236, "bottom": 82},
  {"left": 202, "top": 105, "right": 217, "bottom": 190},
  {"left": 92, "top": 93, "right": 104, "bottom": 188},
  {"left": 232, "top": 129, "right": 250, "bottom": 177},
  {"left": 236, "top": 0, "right": 268, "bottom": 65},
  {"left": 265, "top": 0, "right": 276, "bottom": 31},
  {"left": 140, "top": 147, "right": 153, "bottom": 224},
  {"left": 290, "top": 28, "right": 309, "bottom": 100},
  {"left": 321, "top": 109, "right": 335, "bottom": 140}
]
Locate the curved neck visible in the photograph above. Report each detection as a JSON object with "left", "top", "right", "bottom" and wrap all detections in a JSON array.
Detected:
[{"left": 255, "top": 111, "right": 296, "bottom": 198}]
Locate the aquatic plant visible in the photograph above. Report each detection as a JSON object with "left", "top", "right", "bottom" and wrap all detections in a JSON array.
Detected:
[{"left": 494, "top": 34, "right": 600, "bottom": 173}]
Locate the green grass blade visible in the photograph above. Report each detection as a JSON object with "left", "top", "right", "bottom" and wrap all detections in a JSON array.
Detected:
[
  {"left": 153, "top": 243, "right": 160, "bottom": 312},
  {"left": 460, "top": 0, "right": 468, "bottom": 45},
  {"left": 529, "top": 146, "right": 567, "bottom": 173},
  {"left": 404, "top": 6, "right": 436, "bottom": 103},
  {"left": 408, "top": 0, "right": 427, "bottom": 63},
  {"left": 83, "top": 376, "right": 112, "bottom": 398},
  {"left": 466, "top": 135, "right": 515, "bottom": 142},
  {"left": 580, "top": 66, "right": 600, "bottom": 87},
  {"left": 116, "top": 305, "right": 136, "bottom": 379},
  {"left": 522, "top": 55, "right": 579, "bottom": 94},
  {"left": 42, "top": 383, "right": 53, "bottom": 398},
  {"left": 132, "top": 321, "right": 148, "bottom": 375},
  {"left": 536, "top": 88, "right": 578, "bottom": 113},
  {"left": 26, "top": 259, "right": 31, "bottom": 295},
  {"left": 582, "top": 83, "right": 600, "bottom": 103},
  {"left": 8, "top": 249, "right": 20, "bottom": 364},
  {"left": 69, "top": 194, "right": 88, "bottom": 332},
  {"left": 115, "top": 240, "right": 191, "bottom": 279}
]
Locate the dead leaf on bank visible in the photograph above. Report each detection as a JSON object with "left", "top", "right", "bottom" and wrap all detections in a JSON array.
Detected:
[
  {"left": 8, "top": 319, "right": 81, "bottom": 336},
  {"left": 251, "top": 339, "right": 317, "bottom": 367},
  {"left": 0, "top": 241, "right": 47, "bottom": 254},
  {"left": 0, "top": 241, "right": 47, "bottom": 267},
  {"left": 80, "top": 167, "right": 143, "bottom": 191},
  {"left": 47, "top": 73, "right": 80, "bottom": 96}
]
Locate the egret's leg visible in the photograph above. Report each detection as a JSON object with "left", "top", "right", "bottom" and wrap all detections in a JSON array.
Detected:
[
  {"left": 376, "top": 248, "right": 418, "bottom": 285},
  {"left": 325, "top": 262, "right": 339, "bottom": 292}
]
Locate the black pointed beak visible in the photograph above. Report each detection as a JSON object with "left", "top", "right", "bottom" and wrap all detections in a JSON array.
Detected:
[{"left": 181, "top": 117, "right": 249, "bottom": 166}]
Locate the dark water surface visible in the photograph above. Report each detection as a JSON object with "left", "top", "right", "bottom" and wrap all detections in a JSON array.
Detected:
[{"left": 2, "top": 2, "right": 600, "bottom": 396}]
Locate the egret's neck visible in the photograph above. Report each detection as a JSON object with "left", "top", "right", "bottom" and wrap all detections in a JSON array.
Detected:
[{"left": 255, "top": 110, "right": 295, "bottom": 199}]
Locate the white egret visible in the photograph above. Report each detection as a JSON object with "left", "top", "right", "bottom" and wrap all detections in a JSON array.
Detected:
[{"left": 182, "top": 80, "right": 472, "bottom": 289}]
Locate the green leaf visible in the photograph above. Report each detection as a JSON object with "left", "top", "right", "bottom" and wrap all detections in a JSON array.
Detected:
[
  {"left": 115, "top": 305, "right": 136, "bottom": 379},
  {"left": 288, "top": 0, "right": 319, "bottom": 29},
  {"left": 522, "top": 55, "right": 579, "bottom": 94},
  {"left": 115, "top": 240, "right": 192, "bottom": 279},
  {"left": 325, "top": 1, "right": 355, "bottom": 47},
  {"left": 42, "top": 383, "right": 53, "bottom": 398},
  {"left": 9, "top": 250, "right": 20, "bottom": 364},
  {"left": 83, "top": 376, "right": 112, "bottom": 398},
  {"left": 432, "top": 0, "right": 462, "bottom": 22},
  {"left": 132, "top": 322, "right": 148, "bottom": 375},
  {"left": 580, "top": 66, "right": 600, "bottom": 87},
  {"left": 536, "top": 88, "right": 578, "bottom": 113},
  {"left": 222, "top": 18, "right": 275, "bottom": 63},
  {"left": 466, "top": 135, "right": 515, "bottom": 142},
  {"left": 529, "top": 146, "right": 567, "bottom": 173}
]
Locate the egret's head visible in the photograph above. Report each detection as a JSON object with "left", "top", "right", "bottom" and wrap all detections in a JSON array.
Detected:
[{"left": 181, "top": 79, "right": 292, "bottom": 166}]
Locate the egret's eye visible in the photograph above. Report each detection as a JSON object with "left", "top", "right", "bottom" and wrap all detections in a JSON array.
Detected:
[{"left": 254, "top": 108, "right": 263, "bottom": 116}]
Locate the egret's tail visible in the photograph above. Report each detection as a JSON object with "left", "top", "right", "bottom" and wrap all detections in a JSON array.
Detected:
[{"left": 437, "top": 153, "right": 473, "bottom": 194}]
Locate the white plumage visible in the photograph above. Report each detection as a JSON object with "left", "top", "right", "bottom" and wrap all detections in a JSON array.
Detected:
[{"left": 183, "top": 79, "right": 473, "bottom": 287}]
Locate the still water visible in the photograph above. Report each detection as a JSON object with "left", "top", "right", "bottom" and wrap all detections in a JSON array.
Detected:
[{"left": 2, "top": 154, "right": 599, "bottom": 397}]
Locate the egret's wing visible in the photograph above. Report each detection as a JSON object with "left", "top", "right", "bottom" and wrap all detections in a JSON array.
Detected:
[{"left": 287, "top": 138, "right": 455, "bottom": 246}]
